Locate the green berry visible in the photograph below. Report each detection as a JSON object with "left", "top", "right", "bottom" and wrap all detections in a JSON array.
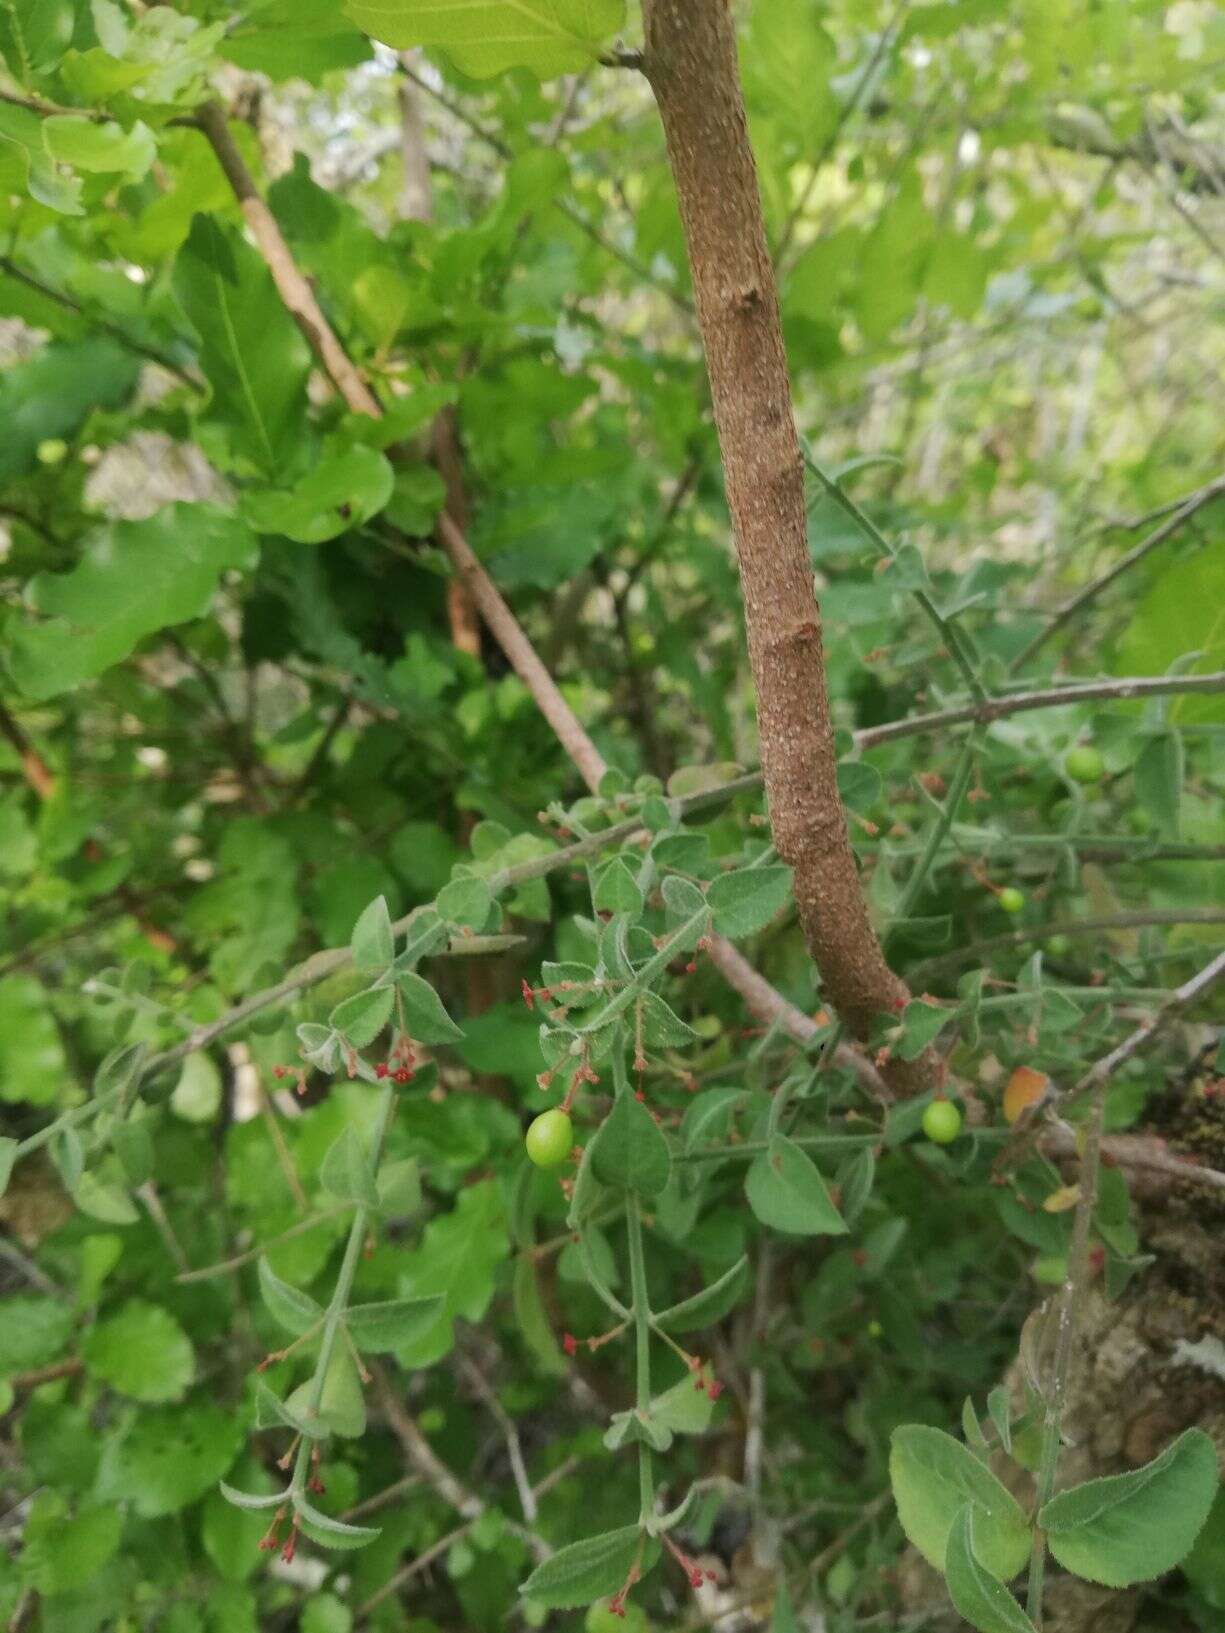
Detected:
[
  {"left": 998, "top": 886, "right": 1025, "bottom": 914},
  {"left": 1045, "top": 933, "right": 1072, "bottom": 957},
  {"left": 921, "top": 1099, "right": 962, "bottom": 1145},
  {"left": 1064, "top": 744, "right": 1103, "bottom": 784},
  {"left": 525, "top": 1108, "right": 573, "bottom": 1169},
  {"left": 36, "top": 437, "right": 68, "bottom": 465}
]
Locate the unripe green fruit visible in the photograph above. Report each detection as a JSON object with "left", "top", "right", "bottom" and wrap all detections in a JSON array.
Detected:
[
  {"left": 1045, "top": 933, "right": 1072, "bottom": 957},
  {"left": 1064, "top": 744, "right": 1104, "bottom": 784},
  {"left": 998, "top": 887, "right": 1025, "bottom": 914},
  {"left": 921, "top": 1099, "right": 962, "bottom": 1145},
  {"left": 36, "top": 437, "right": 68, "bottom": 465},
  {"left": 525, "top": 1108, "right": 573, "bottom": 1169}
]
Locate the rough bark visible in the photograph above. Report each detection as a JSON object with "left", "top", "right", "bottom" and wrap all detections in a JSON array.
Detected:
[{"left": 641, "top": 1, "right": 928, "bottom": 1085}]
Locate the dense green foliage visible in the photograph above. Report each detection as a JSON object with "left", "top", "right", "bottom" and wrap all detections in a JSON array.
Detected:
[{"left": 1, "top": 3, "right": 1223, "bottom": 1632}]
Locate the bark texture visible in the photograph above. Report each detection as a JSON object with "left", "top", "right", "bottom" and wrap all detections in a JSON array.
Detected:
[{"left": 641, "top": 1, "right": 926, "bottom": 1081}]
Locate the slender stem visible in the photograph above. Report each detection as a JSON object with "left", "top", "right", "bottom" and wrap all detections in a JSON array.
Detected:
[
  {"left": 291, "top": 1083, "right": 395, "bottom": 1492},
  {"left": 892, "top": 732, "right": 979, "bottom": 926},
  {"left": 1011, "top": 472, "right": 1225, "bottom": 672},
  {"left": 913, "top": 907, "right": 1225, "bottom": 980},
  {"left": 626, "top": 1193, "right": 655, "bottom": 1526}
]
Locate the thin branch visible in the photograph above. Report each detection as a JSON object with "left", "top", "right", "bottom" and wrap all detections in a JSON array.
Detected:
[
  {"left": 173, "top": 1205, "right": 353, "bottom": 1283},
  {"left": 397, "top": 61, "right": 691, "bottom": 312},
  {"left": 457, "top": 1346, "right": 538, "bottom": 1523},
  {"left": 1011, "top": 472, "right": 1225, "bottom": 671},
  {"left": 912, "top": 908, "right": 1225, "bottom": 981},
  {"left": 774, "top": 0, "right": 910, "bottom": 267},
  {"left": 355, "top": 1456, "right": 577, "bottom": 1622},
  {"left": 855, "top": 668, "right": 1225, "bottom": 748},
  {"left": 0, "top": 255, "right": 202, "bottom": 389}
]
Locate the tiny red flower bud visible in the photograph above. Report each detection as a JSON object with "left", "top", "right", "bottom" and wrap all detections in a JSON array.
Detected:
[
  {"left": 706, "top": 1379, "right": 724, "bottom": 1401},
  {"left": 272, "top": 1065, "right": 287, "bottom": 1080},
  {"left": 394, "top": 1065, "right": 413, "bottom": 1083},
  {"left": 375, "top": 1062, "right": 389, "bottom": 1079},
  {"left": 562, "top": 1332, "right": 578, "bottom": 1356},
  {"left": 521, "top": 979, "right": 534, "bottom": 1011},
  {"left": 635, "top": 1089, "right": 645, "bottom": 1103},
  {"left": 685, "top": 960, "right": 697, "bottom": 974}
]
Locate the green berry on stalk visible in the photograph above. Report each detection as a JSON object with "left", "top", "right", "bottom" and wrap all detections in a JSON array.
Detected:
[
  {"left": 998, "top": 886, "right": 1025, "bottom": 914},
  {"left": 1064, "top": 744, "right": 1104, "bottom": 784},
  {"left": 921, "top": 1099, "right": 962, "bottom": 1145},
  {"left": 1046, "top": 933, "right": 1072, "bottom": 957},
  {"left": 525, "top": 1108, "right": 573, "bottom": 1169}
]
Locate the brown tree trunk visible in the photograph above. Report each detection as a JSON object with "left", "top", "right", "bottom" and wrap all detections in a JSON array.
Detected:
[{"left": 640, "top": 0, "right": 931, "bottom": 1088}]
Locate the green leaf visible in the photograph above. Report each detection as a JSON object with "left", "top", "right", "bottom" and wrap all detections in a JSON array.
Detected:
[
  {"left": 512, "top": 1251, "right": 567, "bottom": 1376},
  {"left": 745, "top": 1135, "right": 847, "bottom": 1237},
  {"left": 520, "top": 1525, "right": 647, "bottom": 1609},
  {"left": 0, "top": 339, "right": 139, "bottom": 487},
  {"left": 837, "top": 760, "right": 883, "bottom": 814},
  {"left": 1115, "top": 545, "right": 1225, "bottom": 725},
  {"left": 258, "top": 1258, "right": 325, "bottom": 1337},
  {"left": 287, "top": 1347, "right": 367, "bottom": 1439},
  {"left": 242, "top": 445, "right": 394, "bottom": 543},
  {"left": 436, "top": 875, "right": 494, "bottom": 931},
  {"left": 173, "top": 214, "right": 310, "bottom": 475},
  {"left": 258, "top": 1378, "right": 329, "bottom": 1440},
  {"left": 82, "top": 1300, "right": 195, "bottom": 1403},
  {"left": 651, "top": 1373, "right": 717, "bottom": 1436},
  {"left": 654, "top": 1256, "right": 750, "bottom": 1334},
  {"left": 350, "top": 896, "right": 395, "bottom": 971},
  {"left": 344, "top": 0, "right": 625, "bottom": 81},
  {"left": 171, "top": 1051, "right": 222, "bottom": 1123},
  {"left": 1132, "top": 730, "right": 1183, "bottom": 839},
  {"left": 110, "top": 1119, "right": 154, "bottom": 1186},
  {"left": 589, "top": 1092, "right": 671, "bottom": 1199},
  {"left": 889, "top": 1425, "right": 1031, "bottom": 1582},
  {"left": 0, "top": 0, "right": 74, "bottom": 79},
  {"left": 707, "top": 865, "right": 793, "bottom": 939},
  {"left": 1039, "top": 1427, "right": 1218, "bottom": 1587},
  {"left": 329, "top": 985, "right": 394, "bottom": 1048},
  {"left": 635, "top": 990, "right": 697, "bottom": 1049},
  {"left": 320, "top": 1126, "right": 379, "bottom": 1209},
  {"left": 593, "top": 858, "right": 644, "bottom": 916},
  {"left": 293, "top": 1495, "right": 380, "bottom": 1550},
  {"left": 219, "top": 1482, "right": 289, "bottom": 1513},
  {"left": 944, "top": 1507, "right": 1038, "bottom": 1633},
  {"left": 97, "top": 1403, "right": 244, "bottom": 1517},
  {"left": 72, "top": 1169, "right": 140, "bottom": 1225},
  {"left": 345, "top": 1294, "right": 445, "bottom": 1352},
  {"left": 0, "top": 973, "right": 68, "bottom": 1103},
  {"left": 394, "top": 970, "right": 463, "bottom": 1044},
  {"left": 375, "top": 1156, "right": 421, "bottom": 1217},
  {"left": 0, "top": 1295, "right": 73, "bottom": 1373},
  {"left": 18, "top": 1493, "right": 122, "bottom": 1596},
  {"left": 897, "top": 1000, "right": 947, "bottom": 1061},
  {"left": 43, "top": 116, "right": 156, "bottom": 181},
  {"left": 6, "top": 505, "right": 258, "bottom": 702}
]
